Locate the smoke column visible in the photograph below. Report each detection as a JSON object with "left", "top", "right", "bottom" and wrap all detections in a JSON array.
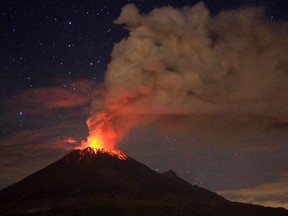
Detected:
[{"left": 86, "top": 2, "right": 288, "bottom": 148}]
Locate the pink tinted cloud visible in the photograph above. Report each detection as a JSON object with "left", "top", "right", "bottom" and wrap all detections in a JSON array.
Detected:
[{"left": 6, "top": 79, "right": 104, "bottom": 113}]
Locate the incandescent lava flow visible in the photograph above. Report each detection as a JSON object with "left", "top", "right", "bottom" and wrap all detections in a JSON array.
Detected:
[
  {"left": 77, "top": 147, "right": 128, "bottom": 160},
  {"left": 81, "top": 113, "right": 115, "bottom": 149},
  {"left": 80, "top": 112, "right": 126, "bottom": 159}
]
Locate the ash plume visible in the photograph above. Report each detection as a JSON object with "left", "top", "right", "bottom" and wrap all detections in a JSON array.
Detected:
[{"left": 88, "top": 2, "right": 288, "bottom": 146}]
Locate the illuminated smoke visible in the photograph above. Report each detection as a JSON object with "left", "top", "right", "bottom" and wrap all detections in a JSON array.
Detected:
[{"left": 87, "top": 2, "right": 288, "bottom": 147}]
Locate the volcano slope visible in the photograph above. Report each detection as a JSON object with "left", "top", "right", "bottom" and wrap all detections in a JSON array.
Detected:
[{"left": 0, "top": 147, "right": 287, "bottom": 216}]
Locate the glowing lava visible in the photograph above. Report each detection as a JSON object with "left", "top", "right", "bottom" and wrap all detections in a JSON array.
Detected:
[
  {"left": 78, "top": 147, "right": 128, "bottom": 160},
  {"left": 79, "top": 113, "right": 128, "bottom": 159},
  {"left": 79, "top": 114, "right": 127, "bottom": 160},
  {"left": 85, "top": 131, "right": 105, "bottom": 149},
  {"left": 81, "top": 113, "right": 117, "bottom": 150}
]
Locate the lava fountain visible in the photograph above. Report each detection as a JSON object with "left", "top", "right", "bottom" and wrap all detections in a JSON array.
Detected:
[
  {"left": 79, "top": 112, "right": 128, "bottom": 160},
  {"left": 81, "top": 112, "right": 117, "bottom": 150}
]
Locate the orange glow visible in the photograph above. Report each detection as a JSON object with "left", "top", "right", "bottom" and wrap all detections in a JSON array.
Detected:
[
  {"left": 81, "top": 112, "right": 117, "bottom": 150},
  {"left": 65, "top": 137, "right": 77, "bottom": 144},
  {"left": 78, "top": 147, "right": 128, "bottom": 160},
  {"left": 86, "top": 131, "right": 105, "bottom": 149},
  {"left": 79, "top": 112, "right": 128, "bottom": 160}
]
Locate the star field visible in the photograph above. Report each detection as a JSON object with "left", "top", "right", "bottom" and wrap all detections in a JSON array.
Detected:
[{"left": 1, "top": 0, "right": 286, "bottom": 98}]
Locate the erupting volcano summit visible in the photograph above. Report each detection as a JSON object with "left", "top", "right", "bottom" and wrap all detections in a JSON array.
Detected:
[
  {"left": 0, "top": 147, "right": 287, "bottom": 216},
  {"left": 76, "top": 147, "right": 128, "bottom": 160}
]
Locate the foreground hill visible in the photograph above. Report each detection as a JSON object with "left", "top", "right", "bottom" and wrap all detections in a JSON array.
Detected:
[{"left": 0, "top": 147, "right": 287, "bottom": 216}]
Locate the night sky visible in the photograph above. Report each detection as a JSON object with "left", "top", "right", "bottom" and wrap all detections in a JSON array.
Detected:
[{"left": 1, "top": 0, "right": 288, "bottom": 209}]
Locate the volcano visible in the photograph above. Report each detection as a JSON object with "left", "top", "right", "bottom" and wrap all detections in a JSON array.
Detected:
[{"left": 0, "top": 147, "right": 287, "bottom": 216}]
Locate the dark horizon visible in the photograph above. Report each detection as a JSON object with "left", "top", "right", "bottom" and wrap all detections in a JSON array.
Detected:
[{"left": 1, "top": 146, "right": 287, "bottom": 216}]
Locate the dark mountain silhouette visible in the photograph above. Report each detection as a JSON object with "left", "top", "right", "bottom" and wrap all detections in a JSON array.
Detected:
[{"left": 0, "top": 147, "right": 287, "bottom": 216}]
